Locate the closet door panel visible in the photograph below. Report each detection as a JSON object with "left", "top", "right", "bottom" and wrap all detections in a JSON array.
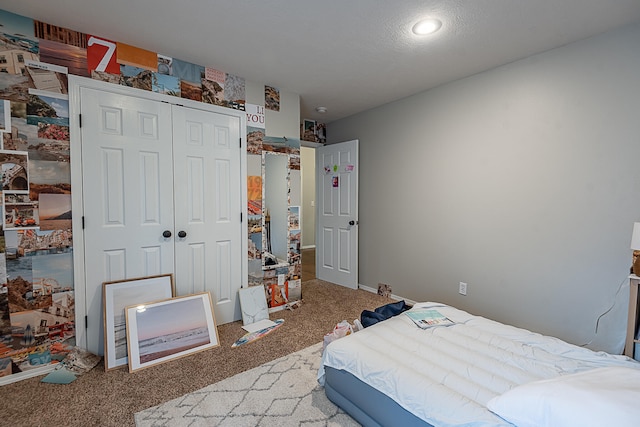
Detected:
[
  {"left": 80, "top": 87, "right": 175, "bottom": 356},
  {"left": 172, "top": 105, "right": 242, "bottom": 324}
]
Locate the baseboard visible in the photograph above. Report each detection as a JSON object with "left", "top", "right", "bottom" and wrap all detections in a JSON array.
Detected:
[
  {"left": 358, "top": 283, "right": 378, "bottom": 294},
  {"left": 358, "top": 284, "right": 418, "bottom": 306},
  {"left": 0, "top": 364, "right": 55, "bottom": 386}
]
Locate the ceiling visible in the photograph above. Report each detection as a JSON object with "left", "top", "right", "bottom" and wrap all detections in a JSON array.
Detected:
[{"left": 3, "top": 1, "right": 640, "bottom": 123}]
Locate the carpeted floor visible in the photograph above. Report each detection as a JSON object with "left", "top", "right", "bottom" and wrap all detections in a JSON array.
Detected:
[
  {"left": 135, "top": 342, "right": 359, "bottom": 426},
  {"left": 1, "top": 280, "right": 393, "bottom": 427}
]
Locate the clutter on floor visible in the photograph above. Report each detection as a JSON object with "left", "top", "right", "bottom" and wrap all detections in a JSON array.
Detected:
[
  {"left": 232, "top": 319, "right": 285, "bottom": 348},
  {"left": 41, "top": 346, "right": 101, "bottom": 384},
  {"left": 322, "top": 301, "right": 410, "bottom": 354}
]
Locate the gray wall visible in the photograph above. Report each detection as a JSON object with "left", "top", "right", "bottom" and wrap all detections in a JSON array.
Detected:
[{"left": 327, "top": 23, "right": 640, "bottom": 354}]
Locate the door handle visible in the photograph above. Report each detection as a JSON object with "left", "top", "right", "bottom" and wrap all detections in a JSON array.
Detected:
[
  {"left": 348, "top": 220, "right": 358, "bottom": 226},
  {"left": 178, "top": 230, "right": 187, "bottom": 238},
  {"left": 162, "top": 230, "right": 172, "bottom": 238}
]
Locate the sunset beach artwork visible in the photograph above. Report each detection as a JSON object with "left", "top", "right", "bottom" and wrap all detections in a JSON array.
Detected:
[{"left": 125, "top": 292, "right": 218, "bottom": 372}]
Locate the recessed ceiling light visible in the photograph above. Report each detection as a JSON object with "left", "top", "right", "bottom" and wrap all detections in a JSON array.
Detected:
[
  {"left": 412, "top": 18, "right": 442, "bottom": 35},
  {"left": 315, "top": 106, "right": 327, "bottom": 113}
]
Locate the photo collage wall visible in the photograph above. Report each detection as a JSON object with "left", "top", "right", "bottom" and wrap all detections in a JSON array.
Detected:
[
  {"left": 246, "top": 104, "right": 303, "bottom": 311},
  {"left": 0, "top": 7, "right": 264, "bottom": 381}
]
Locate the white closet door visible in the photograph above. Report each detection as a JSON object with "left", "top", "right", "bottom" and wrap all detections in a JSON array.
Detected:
[
  {"left": 171, "top": 105, "right": 242, "bottom": 325},
  {"left": 80, "top": 87, "right": 175, "bottom": 355}
]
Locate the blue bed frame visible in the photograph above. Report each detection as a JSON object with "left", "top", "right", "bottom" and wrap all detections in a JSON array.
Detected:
[{"left": 324, "top": 366, "right": 434, "bottom": 427}]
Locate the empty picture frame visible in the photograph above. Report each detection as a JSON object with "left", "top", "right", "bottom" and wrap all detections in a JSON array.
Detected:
[
  {"left": 126, "top": 292, "right": 219, "bottom": 372},
  {"left": 102, "top": 274, "right": 175, "bottom": 371}
]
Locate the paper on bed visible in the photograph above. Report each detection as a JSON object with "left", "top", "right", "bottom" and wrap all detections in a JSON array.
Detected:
[{"left": 405, "top": 308, "right": 454, "bottom": 328}]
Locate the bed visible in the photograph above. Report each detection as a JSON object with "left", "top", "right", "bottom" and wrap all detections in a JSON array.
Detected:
[{"left": 319, "top": 302, "right": 640, "bottom": 427}]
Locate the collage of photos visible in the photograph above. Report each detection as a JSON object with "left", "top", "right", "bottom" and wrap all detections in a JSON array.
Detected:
[
  {"left": 0, "top": 9, "right": 78, "bottom": 379},
  {"left": 0, "top": 5, "right": 262, "bottom": 381},
  {"left": 246, "top": 115, "right": 303, "bottom": 311},
  {"left": 0, "top": 6, "right": 296, "bottom": 380}
]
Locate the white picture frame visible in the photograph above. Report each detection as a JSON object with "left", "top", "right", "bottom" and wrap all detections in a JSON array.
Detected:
[{"left": 102, "top": 274, "right": 174, "bottom": 371}]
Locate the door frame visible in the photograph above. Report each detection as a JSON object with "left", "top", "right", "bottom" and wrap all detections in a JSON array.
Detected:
[{"left": 68, "top": 75, "right": 248, "bottom": 350}]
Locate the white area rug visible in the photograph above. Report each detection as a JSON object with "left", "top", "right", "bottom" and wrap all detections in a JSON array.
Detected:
[{"left": 134, "top": 342, "right": 359, "bottom": 426}]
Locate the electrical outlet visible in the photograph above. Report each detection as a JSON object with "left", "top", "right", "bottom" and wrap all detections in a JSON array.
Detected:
[{"left": 459, "top": 282, "right": 468, "bottom": 296}]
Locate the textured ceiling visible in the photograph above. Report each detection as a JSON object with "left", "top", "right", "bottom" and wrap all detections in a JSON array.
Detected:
[{"left": 3, "top": 1, "right": 640, "bottom": 123}]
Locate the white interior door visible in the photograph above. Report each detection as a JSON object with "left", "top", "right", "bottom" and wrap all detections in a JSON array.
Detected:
[
  {"left": 316, "top": 140, "right": 359, "bottom": 289},
  {"left": 172, "top": 105, "right": 242, "bottom": 324},
  {"left": 80, "top": 87, "right": 175, "bottom": 355}
]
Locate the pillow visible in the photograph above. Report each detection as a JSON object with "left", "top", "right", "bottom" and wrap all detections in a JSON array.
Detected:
[{"left": 486, "top": 366, "right": 640, "bottom": 427}]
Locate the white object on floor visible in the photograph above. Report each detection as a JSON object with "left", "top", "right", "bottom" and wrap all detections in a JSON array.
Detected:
[
  {"left": 239, "top": 286, "right": 269, "bottom": 326},
  {"left": 242, "top": 318, "right": 277, "bottom": 333}
]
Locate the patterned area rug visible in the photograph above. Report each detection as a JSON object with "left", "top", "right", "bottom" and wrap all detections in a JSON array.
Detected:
[{"left": 134, "top": 343, "right": 359, "bottom": 426}]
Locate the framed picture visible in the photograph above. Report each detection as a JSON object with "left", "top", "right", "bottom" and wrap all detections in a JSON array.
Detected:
[
  {"left": 125, "top": 292, "right": 219, "bottom": 372},
  {"left": 102, "top": 274, "right": 175, "bottom": 371},
  {"left": 302, "top": 119, "right": 317, "bottom": 142}
]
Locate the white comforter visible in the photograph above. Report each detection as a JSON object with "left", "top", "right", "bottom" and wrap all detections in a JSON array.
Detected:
[{"left": 320, "top": 302, "right": 640, "bottom": 427}]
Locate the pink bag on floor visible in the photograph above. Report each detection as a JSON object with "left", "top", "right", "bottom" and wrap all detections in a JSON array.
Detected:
[{"left": 322, "top": 320, "right": 353, "bottom": 353}]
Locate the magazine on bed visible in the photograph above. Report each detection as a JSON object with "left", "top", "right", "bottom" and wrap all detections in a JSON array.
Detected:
[{"left": 405, "top": 309, "right": 454, "bottom": 329}]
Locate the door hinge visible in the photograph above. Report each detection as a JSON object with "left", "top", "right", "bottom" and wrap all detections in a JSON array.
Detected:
[
  {"left": 82, "top": 216, "right": 85, "bottom": 229},
  {"left": 79, "top": 114, "right": 82, "bottom": 128},
  {"left": 85, "top": 315, "right": 88, "bottom": 329},
  {"left": 240, "top": 212, "right": 243, "bottom": 222},
  {"left": 239, "top": 137, "right": 242, "bottom": 148}
]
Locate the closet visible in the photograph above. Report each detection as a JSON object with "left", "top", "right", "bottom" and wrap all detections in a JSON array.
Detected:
[{"left": 72, "top": 79, "right": 245, "bottom": 355}]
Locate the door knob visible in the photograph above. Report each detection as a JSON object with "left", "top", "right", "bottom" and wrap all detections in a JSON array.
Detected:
[
  {"left": 348, "top": 220, "right": 358, "bottom": 226},
  {"left": 162, "top": 230, "right": 172, "bottom": 238},
  {"left": 178, "top": 230, "right": 187, "bottom": 238}
]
